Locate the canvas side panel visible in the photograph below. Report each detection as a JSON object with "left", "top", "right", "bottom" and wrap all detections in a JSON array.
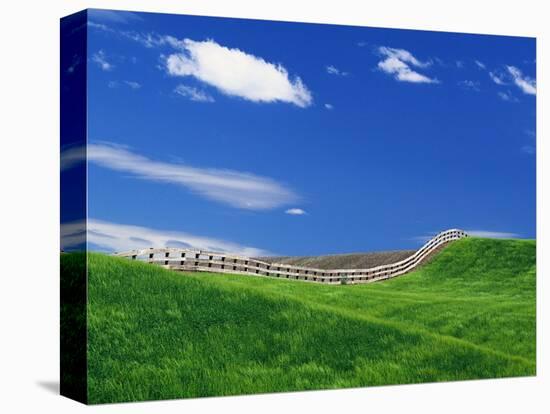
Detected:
[{"left": 60, "top": 9, "right": 88, "bottom": 405}]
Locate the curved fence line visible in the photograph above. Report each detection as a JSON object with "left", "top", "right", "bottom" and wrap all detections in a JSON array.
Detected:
[{"left": 113, "top": 229, "right": 467, "bottom": 285}]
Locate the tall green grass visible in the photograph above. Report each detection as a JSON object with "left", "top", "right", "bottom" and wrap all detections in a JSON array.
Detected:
[{"left": 63, "top": 237, "right": 535, "bottom": 403}]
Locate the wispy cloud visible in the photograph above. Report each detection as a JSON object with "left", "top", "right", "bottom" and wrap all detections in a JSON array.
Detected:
[
  {"left": 376, "top": 47, "right": 438, "bottom": 84},
  {"left": 124, "top": 80, "right": 141, "bottom": 89},
  {"left": 61, "top": 219, "right": 271, "bottom": 256},
  {"left": 324, "top": 103, "right": 334, "bottom": 110},
  {"left": 474, "top": 60, "right": 486, "bottom": 70},
  {"left": 326, "top": 65, "right": 348, "bottom": 76},
  {"left": 66, "top": 55, "right": 81, "bottom": 74},
  {"left": 88, "top": 9, "right": 144, "bottom": 24},
  {"left": 285, "top": 208, "right": 306, "bottom": 215},
  {"left": 411, "top": 229, "right": 521, "bottom": 243},
  {"left": 164, "top": 39, "right": 312, "bottom": 107},
  {"left": 60, "top": 144, "right": 85, "bottom": 171},
  {"left": 174, "top": 84, "right": 215, "bottom": 102},
  {"left": 506, "top": 66, "right": 536, "bottom": 95},
  {"left": 489, "top": 71, "right": 507, "bottom": 85},
  {"left": 465, "top": 230, "right": 520, "bottom": 239},
  {"left": 61, "top": 143, "right": 298, "bottom": 210},
  {"left": 108, "top": 80, "right": 141, "bottom": 89},
  {"left": 488, "top": 66, "right": 536, "bottom": 96},
  {"left": 458, "top": 80, "right": 480, "bottom": 91},
  {"left": 521, "top": 130, "right": 536, "bottom": 155},
  {"left": 497, "top": 90, "right": 518, "bottom": 102},
  {"left": 92, "top": 50, "right": 114, "bottom": 71}
]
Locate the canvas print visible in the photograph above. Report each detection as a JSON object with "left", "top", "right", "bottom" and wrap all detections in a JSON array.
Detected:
[{"left": 60, "top": 9, "right": 536, "bottom": 405}]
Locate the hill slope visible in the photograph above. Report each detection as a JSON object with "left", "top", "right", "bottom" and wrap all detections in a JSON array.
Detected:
[
  {"left": 63, "top": 237, "right": 535, "bottom": 403},
  {"left": 256, "top": 249, "right": 416, "bottom": 269}
]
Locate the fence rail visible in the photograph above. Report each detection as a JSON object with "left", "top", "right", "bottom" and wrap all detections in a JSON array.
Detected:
[{"left": 114, "top": 229, "right": 467, "bottom": 285}]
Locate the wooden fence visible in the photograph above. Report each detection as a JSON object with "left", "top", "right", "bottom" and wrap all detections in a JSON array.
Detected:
[{"left": 114, "top": 229, "right": 467, "bottom": 285}]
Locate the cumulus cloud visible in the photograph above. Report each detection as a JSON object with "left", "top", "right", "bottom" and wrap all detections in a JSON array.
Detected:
[
  {"left": 506, "top": 66, "right": 536, "bottom": 95},
  {"left": 92, "top": 50, "right": 113, "bottom": 71},
  {"left": 164, "top": 39, "right": 312, "bottom": 107},
  {"left": 61, "top": 143, "right": 298, "bottom": 210},
  {"left": 61, "top": 219, "right": 271, "bottom": 256},
  {"left": 285, "top": 208, "right": 306, "bottom": 215},
  {"left": 326, "top": 65, "right": 348, "bottom": 76},
  {"left": 87, "top": 26, "right": 313, "bottom": 106},
  {"left": 174, "top": 84, "right": 215, "bottom": 102},
  {"left": 376, "top": 47, "right": 438, "bottom": 84}
]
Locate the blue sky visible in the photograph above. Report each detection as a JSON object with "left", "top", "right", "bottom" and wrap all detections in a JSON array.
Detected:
[{"left": 62, "top": 8, "right": 536, "bottom": 256}]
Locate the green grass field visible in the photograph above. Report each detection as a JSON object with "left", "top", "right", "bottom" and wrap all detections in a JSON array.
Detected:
[{"left": 62, "top": 237, "right": 536, "bottom": 403}]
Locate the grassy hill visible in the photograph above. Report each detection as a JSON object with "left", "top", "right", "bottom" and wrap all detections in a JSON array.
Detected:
[{"left": 62, "top": 237, "right": 536, "bottom": 403}]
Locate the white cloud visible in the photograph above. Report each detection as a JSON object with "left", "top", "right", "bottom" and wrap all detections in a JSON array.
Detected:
[
  {"left": 326, "top": 65, "right": 348, "bottom": 76},
  {"left": 456, "top": 60, "right": 464, "bottom": 69},
  {"left": 174, "top": 84, "right": 214, "bottom": 102},
  {"left": 497, "top": 91, "right": 518, "bottom": 102},
  {"left": 61, "top": 143, "right": 298, "bottom": 210},
  {"left": 92, "top": 50, "right": 113, "bottom": 71},
  {"left": 489, "top": 71, "right": 507, "bottom": 85},
  {"left": 474, "top": 60, "right": 486, "bottom": 70},
  {"left": 521, "top": 145, "right": 535, "bottom": 155},
  {"left": 506, "top": 65, "right": 536, "bottom": 95},
  {"left": 164, "top": 39, "right": 312, "bottom": 107},
  {"left": 376, "top": 47, "right": 438, "bottom": 84},
  {"left": 87, "top": 27, "right": 313, "bottom": 106},
  {"left": 61, "top": 219, "right": 271, "bottom": 256},
  {"left": 285, "top": 208, "right": 306, "bottom": 215},
  {"left": 324, "top": 103, "right": 334, "bottom": 110},
  {"left": 107, "top": 80, "right": 119, "bottom": 88},
  {"left": 465, "top": 230, "right": 520, "bottom": 239}
]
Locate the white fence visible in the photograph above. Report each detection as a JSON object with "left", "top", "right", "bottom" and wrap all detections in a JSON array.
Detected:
[{"left": 114, "top": 229, "right": 467, "bottom": 285}]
